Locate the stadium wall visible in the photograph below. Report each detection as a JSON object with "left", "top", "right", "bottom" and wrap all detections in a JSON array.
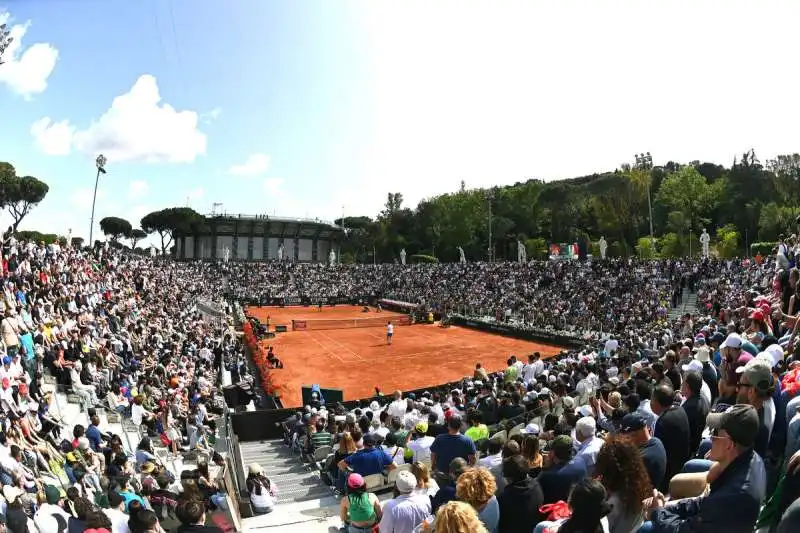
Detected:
[{"left": 174, "top": 214, "right": 344, "bottom": 262}]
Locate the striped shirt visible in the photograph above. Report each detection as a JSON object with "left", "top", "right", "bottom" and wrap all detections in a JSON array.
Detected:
[{"left": 310, "top": 431, "right": 333, "bottom": 449}]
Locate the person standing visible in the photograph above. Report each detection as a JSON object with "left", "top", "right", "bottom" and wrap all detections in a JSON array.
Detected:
[{"left": 386, "top": 321, "right": 394, "bottom": 345}]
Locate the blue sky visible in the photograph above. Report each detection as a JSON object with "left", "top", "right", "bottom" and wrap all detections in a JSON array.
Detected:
[{"left": 3, "top": 1, "right": 800, "bottom": 244}]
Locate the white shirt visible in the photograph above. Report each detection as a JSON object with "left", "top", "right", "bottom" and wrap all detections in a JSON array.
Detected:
[
  {"left": 387, "top": 324, "right": 394, "bottom": 335},
  {"left": 131, "top": 403, "right": 145, "bottom": 426},
  {"left": 388, "top": 399, "right": 407, "bottom": 420},
  {"left": 406, "top": 436, "right": 435, "bottom": 463},
  {"left": 103, "top": 507, "right": 131, "bottom": 533},
  {"left": 36, "top": 503, "right": 72, "bottom": 525}
]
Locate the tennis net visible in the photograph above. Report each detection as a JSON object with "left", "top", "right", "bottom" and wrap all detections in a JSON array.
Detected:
[{"left": 292, "top": 315, "right": 411, "bottom": 331}]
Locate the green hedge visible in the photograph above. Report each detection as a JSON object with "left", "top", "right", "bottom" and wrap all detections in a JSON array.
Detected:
[
  {"left": 410, "top": 254, "right": 439, "bottom": 263},
  {"left": 750, "top": 242, "right": 778, "bottom": 256}
]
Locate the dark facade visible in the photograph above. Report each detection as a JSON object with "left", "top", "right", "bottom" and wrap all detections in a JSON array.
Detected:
[{"left": 173, "top": 214, "right": 344, "bottom": 262}]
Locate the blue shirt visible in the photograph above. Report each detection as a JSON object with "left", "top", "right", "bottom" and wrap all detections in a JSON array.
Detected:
[
  {"left": 118, "top": 490, "right": 146, "bottom": 512},
  {"left": 86, "top": 424, "right": 103, "bottom": 451},
  {"left": 430, "top": 432, "right": 476, "bottom": 473},
  {"left": 20, "top": 333, "right": 34, "bottom": 361},
  {"left": 344, "top": 447, "right": 393, "bottom": 476}
]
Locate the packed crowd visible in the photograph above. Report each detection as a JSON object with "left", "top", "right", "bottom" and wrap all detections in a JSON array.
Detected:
[
  {"left": 276, "top": 253, "right": 800, "bottom": 533},
  {"left": 0, "top": 235, "right": 246, "bottom": 533}
]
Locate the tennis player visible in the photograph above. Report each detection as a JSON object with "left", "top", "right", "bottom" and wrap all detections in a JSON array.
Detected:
[{"left": 386, "top": 321, "right": 394, "bottom": 345}]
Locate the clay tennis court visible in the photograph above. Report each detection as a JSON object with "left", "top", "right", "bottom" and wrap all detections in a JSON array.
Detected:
[{"left": 246, "top": 305, "right": 562, "bottom": 407}]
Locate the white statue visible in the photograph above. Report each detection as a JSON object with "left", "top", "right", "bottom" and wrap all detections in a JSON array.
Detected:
[
  {"left": 598, "top": 236, "right": 608, "bottom": 260},
  {"left": 458, "top": 246, "right": 466, "bottom": 264},
  {"left": 517, "top": 240, "right": 527, "bottom": 263},
  {"left": 223, "top": 246, "right": 231, "bottom": 263},
  {"left": 400, "top": 248, "right": 407, "bottom": 265},
  {"left": 149, "top": 245, "right": 157, "bottom": 257},
  {"left": 329, "top": 248, "right": 336, "bottom": 265},
  {"left": 277, "top": 242, "right": 284, "bottom": 261},
  {"left": 66, "top": 228, "right": 73, "bottom": 248},
  {"left": 700, "top": 228, "right": 710, "bottom": 258}
]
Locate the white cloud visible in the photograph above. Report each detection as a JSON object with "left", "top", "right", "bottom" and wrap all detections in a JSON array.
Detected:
[
  {"left": 70, "top": 187, "right": 104, "bottom": 210},
  {"left": 30, "top": 74, "right": 207, "bottom": 163},
  {"left": 30, "top": 117, "right": 74, "bottom": 155},
  {"left": 200, "top": 108, "right": 221, "bottom": 123},
  {"left": 263, "top": 177, "right": 284, "bottom": 193},
  {"left": 128, "top": 180, "right": 149, "bottom": 201},
  {"left": 227, "top": 154, "right": 270, "bottom": 177},
  {"left": 0, "top": 11, "right": 59, "bottom": 98}
]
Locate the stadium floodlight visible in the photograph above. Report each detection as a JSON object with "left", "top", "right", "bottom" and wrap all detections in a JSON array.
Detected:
[
  {"left": 634, "top": 152, "right": 655, "bottom": 251},
  {"left": 89, "top": 154, "right": 108, "bottom": 247}
]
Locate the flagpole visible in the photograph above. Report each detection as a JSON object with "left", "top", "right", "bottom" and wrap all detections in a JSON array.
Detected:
[{"left": 89, "top": 154, "right": 107, "bottom": 247}]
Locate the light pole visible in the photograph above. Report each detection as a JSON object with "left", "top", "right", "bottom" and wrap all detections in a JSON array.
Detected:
[
  {"left": 89, "top": 154, "right": 107, "bottom": 247},
  {"left": 635, "top": 152, "right": 655, "bottom": 251},
  {"left": 486, "top": 190, "right": 495, "bottom": 262}
]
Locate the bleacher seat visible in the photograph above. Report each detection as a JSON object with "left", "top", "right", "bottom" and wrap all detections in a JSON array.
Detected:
[
  {"left": 508, "top": 423, "right": 525, "bottom": 438},
  {"left": 363, "top": 473, "right": 385, "bottom": 491}
]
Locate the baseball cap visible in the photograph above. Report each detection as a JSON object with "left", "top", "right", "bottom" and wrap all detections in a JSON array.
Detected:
[
  {"left": 619, "top": 412, "right": 647, "bottom": 433},
  {"left": 395, "top": 470, "right": 417, "bottom": 494},
  {"left": 736, "top": 359, "right": 774, "bottom": 394},
  {"left": 1, "top": 356, "right": 10, "bottom": 365},
  {"left": 721, "top": 333, "right": 743, "bottom": 349},
  {"left": 347, "top": 473, "right": 365, "bottom": 489},
  {"left": 706, "top": 404, "right": 759, "bottom": 448},
  {"left": 682, "top": 359, "right": 703, "bottom": 373},
  {"left": 521, "top": 423, "right": 540, "bottom": 435},
  {"left": 44, "top": 483, "right": 65, "bottom": 505},
  {"left": 749, "top": 310, "right": 765, "bottom": 321},
  {"left": 414, "top": 422, "right": 428, "bottom": 434}
]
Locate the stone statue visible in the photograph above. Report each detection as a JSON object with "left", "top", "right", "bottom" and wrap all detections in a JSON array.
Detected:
[
  {"left": 517, "top": 240, "right": 527, "bottom": 263},
  {"left": 66, "top": 228, "right": 72, "bottom": 248},
  {"left": 149, "top": 245, "right": 157, "bottom": 257},
  {"left": 223, "top": 246, "right": 231, "bottom": 263},
  {"left": 277, "top": 242, "right": 284, "bottom": 261},
  {"left": 458, "top": 246, "right": 466, "bottom": 264},
  {"left": 400, "top": 248, "right": 407, "bottom": 265},
  {"left": 700, "top": 228, "right": 710, "bottom": 258},
  {"left": 598, "top": 236, "right": 608, "bottom": 260},
  {"left": 329, "top": 248, "right": 336, "bottom": 265}
]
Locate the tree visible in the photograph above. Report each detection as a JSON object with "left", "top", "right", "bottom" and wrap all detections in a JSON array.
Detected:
[
  {"left": 0, "top": 169, "right": 50, "bottom": 230},
  {"left": 716, "top": 224, "right": 740, "bottom": 258},
  {"left": 0, "top": 23, "right": 12, "bottom": 66},
  {"left": 766, "top": 154, "right": 800, "bottom": 211},
  {"left": 129, "top": 228, "right": 147, "bottom": 249},
  {"left": 99, "top": 217, "right": 133, "bottom": 242},
  {"left": 71, "top": 237, "right": 85, "bottom": 248},
  {"left": 141, "top": 207, "right": 203, "bottom": 255},
  {"left": 655, "top": 167, "right": 720, "bottom": 234}
]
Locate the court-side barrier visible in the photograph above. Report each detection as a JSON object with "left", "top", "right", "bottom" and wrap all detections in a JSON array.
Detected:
[{"left": 450, "top": 315, "right": 585, "bottom": 349}]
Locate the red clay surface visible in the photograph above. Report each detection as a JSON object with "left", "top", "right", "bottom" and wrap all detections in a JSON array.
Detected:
[{"left": 245, "top": 305, "right": 562, "bottom": 408}]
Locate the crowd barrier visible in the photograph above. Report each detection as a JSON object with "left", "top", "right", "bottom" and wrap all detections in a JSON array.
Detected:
[
  {"left": 450, "top": 315, "right": 585, "bottom": 349},
  {"left": 292, "top": 315, "right": 411, "bottom": 331},
  {"left": 242, "top": 321, "right": 280, "bottom": 401}
]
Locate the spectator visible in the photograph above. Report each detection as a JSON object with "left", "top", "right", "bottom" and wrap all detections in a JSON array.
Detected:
[
  {"left": 430, "top": 416, "right": 476, "bottom": 475},
  {"left": 339, "top": 473, "right": 381, "bottom": 533},
  {"left": 680, "top": 371, "right": 710, "bottom": 455},
  {"left": 618, "top": 412, "right": 667, "bottom": 492},
  {"left": 175, "top": 499, "right": 224, "bottom": 533},
  {"left": 497, "top": 454, "right": 544, "bottom": 533},
  {"left": 538, "top": 435, "right": 587, "bottom": 505},
  {"left": 430, "top": 458, "right": 468, "bottom": 514},
  {"left": 455, "top": 467, "right": 499, "bottom": 533},
  {"left": 378, "top": 470, "right": 431, "bottom": 533},
  {"left": 646, "top": 405, "right": 764, "bottom": 533},
  {"left": 337, "top": 433, "right": 396, "bottom": 483},
  {"left": 651, "top": 384, "right": 691, "bottom": 492},
  {"left": 573, "top": 416, "right": 602, "bottom": 476},
  {"left": 245, "top": 463, "right": 276, "bottom": 515},
  {"left": 433, "top": 501, "right": 488, "bottom": 533},
  {"left": 594, "top": 435, "right": 650, "bottom": 533}
]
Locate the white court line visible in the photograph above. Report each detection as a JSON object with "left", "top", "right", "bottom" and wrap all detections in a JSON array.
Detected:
[
  {"left": 305, "top": 331, "right": 346, "bottom": 363},
  {"left": 316, "top": 330, "right": 364, "bottom": 361}
]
